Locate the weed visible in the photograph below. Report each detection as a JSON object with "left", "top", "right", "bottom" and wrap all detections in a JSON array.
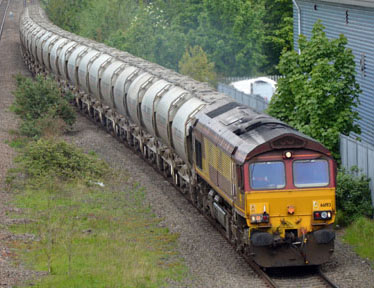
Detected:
[{"left": 344, "top": 217, "right": 374, "bottom": 264}]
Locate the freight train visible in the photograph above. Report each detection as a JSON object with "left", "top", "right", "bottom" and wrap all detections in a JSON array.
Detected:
[{"left": 19, "top": 5, "right": 336, "bottom": 268}]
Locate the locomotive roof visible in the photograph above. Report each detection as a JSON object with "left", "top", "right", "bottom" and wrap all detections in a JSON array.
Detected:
[{"left": 195, "top": 99, "right": 330, "bottom": 164}]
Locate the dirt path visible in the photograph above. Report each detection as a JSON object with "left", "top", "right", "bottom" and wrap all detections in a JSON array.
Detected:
[{"left": 0, "top": 0, "right": 41, "bottom": 287}]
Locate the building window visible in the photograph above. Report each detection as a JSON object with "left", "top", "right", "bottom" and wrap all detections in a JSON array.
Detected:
[
  {"left": 346, "top": 10, "right": 349, "bottom": 24},
  {"left": 314, "top": 4, "right": 318, "bottom": 11},
  {"left": 195, "top": 140, "right": 202, "bottom": 169},
  {"left": 360, "top": 53, "right": 366, "bottom": 77}
]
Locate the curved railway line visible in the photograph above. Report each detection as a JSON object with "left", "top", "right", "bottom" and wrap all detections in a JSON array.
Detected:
[
  {"left": 18, "top": 2, "right": 343, "bottom": 288},
  {"left": 67, "top": 64, "right": 340, "bottom": 288},
  {"left": 0, "top": 0, "right": 11, "bottom": 41}
]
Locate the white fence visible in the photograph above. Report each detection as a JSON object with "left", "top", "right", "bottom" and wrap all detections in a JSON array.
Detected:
[
  {"left": 219, "top": 75, "right": 283, "bottom": 84},
  {"left": 340, "top": 134, "right": 374, "bottom": 205},
  {"left": 217, "top": 83, "right": 268, "bottom": 113}
]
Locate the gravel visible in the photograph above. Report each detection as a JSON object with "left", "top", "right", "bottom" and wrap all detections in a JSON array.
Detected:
[
  {"left": 321, "top": 230, "right": 374, "bottom": 288},
  {"left": 0, "top": 0, "right": 373, "bottom": 287}
]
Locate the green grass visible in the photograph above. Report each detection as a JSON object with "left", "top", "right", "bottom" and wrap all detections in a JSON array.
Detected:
[
  {"left": 7, "top": 141, "right": 186, "bottom": 288},
  {"left": 344, "top": 217, "right": 374, "bottom": 263}
]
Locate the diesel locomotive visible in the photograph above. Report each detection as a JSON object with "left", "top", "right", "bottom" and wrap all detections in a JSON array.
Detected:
[{"left": 20, "top": 5, "right": 336, "bottom": 267}]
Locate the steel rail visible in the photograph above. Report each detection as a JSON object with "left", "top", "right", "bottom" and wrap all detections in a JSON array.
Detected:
[
  {"left": 318, "top": 267, "right": 340, "bottom": 288},
  {"left": 0, "top": 0, "right": 11, "bottom": 41}
]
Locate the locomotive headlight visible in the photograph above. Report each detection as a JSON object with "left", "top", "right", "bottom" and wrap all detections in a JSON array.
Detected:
[
  {"left": 283, "top": 151, "right": 293, "bottom": 159},
  {"left": 314, "top": 211, "right": 332, "bottom": 220},
  {"left": 250, "top": 213, "right": 270, "bottom": 224}
]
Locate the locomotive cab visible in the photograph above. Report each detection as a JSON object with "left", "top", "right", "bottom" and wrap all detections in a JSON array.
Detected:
[{"left": 244, "top": 148, "right": 336, "bottom": 267}]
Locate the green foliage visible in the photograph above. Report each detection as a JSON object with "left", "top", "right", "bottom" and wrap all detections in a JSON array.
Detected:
[
  {"left": 15, "top": 139, "right": 108, "bottom": 181},
  {"left": 45, "top": 0, "right": 278, "bottom": 76},
  {"left": 268, "top": 21, "right": 361, "bottom": 157},
  {"left": 41, "top": 0, "right": 89, "bottom": 32},
  {"left": 178, "top": 45, "right": 217, "bottom": 85},
  {"left": 344, "top": 217, "right": 374, "bottom": 263},
  {"left": 188, "top": 0, "right": 266, "bottom": 76},
  {"left": 12, "top": 75, "right": 76, "bottom": 139},
  {"left": 336, "top": 167, "right": 373, "bottom": 225},
  {"left": 262, "top": 0, "right": 293, "bottom": 74}
]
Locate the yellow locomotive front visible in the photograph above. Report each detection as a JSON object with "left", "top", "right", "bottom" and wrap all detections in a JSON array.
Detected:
[
  {"left": 244, "top": 149, "right": 336, "bottom": 267},
  {"left": 192, "top": 103, "right": 336, "bottom": 268}
]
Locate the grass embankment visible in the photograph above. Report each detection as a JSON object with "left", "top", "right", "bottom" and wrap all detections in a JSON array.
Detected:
[
  {"left": 7, "top": 75, "right": 186, "bottom": 287},
  {"left": 344, "top": 217, "right": 374, "bottom": 264}
]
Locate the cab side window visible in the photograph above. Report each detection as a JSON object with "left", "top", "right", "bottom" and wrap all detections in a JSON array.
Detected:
[{"left": 195, "top": 140, "right": 202, "bottom": 169}]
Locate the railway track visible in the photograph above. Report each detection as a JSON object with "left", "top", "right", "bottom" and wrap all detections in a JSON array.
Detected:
[
  {"left": 68, "top": 95, "right": 340, "bottom": 288},
  {"left": 21, "top": 5, "right": 340, "bottom": 287},
  {"left": 0, "top": 0, "right": 11, "bottom": 41},
  {"left": 202, "top": 200, "right": 339, "bottom": 288},
  {"left": 264, "top": 266, "right": 339, "bottom": 288}
]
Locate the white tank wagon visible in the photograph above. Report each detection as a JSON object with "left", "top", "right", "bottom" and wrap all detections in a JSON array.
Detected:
[{"left": 19, "top": 5, "right": 224, "bottom": 189}]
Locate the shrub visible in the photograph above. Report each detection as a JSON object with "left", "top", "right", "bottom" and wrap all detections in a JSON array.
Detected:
[
  {"left": 336, "top": 167, "right": 373, "bottom": 225},
  {"left": 12, "top": 75, "right": 76, "bottom": 138},
  {"left": 16, "top": 139, "right": 108, "bottom": 181}
]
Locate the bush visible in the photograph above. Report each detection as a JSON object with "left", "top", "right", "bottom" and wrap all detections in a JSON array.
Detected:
[
  {"left": 336, "top": 167, "right": 373, "bottom": 225},
  {"left": 12, "top": 75, "right": 76, "bottom": 138},
  {"left": 16, "top": 139, "right": 108, "bottom": 181}
]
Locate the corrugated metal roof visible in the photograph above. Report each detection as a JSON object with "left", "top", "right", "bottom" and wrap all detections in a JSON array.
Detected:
[
  {"left": 316, "top": 0, "right": 374, "bottom": 9},
  {"left": 195, "top": 101, "right": 329, "bottom": 164}
]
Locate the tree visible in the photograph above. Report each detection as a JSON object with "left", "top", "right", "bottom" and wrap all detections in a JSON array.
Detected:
[
  {"left": 178, "top": 45, "right": 217, "bottom": 85},
  {"left": 189, "top": 0, "right": 266, "bottom": 76},
  {"left": 43, "top": 0, "right": 89, "bottom": 32},
  {"left": 268, "top": 21, "right": 361, "bottom": 158},
  {"left": 262, "top": 0, "right": 293, "bottom": 74}
]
